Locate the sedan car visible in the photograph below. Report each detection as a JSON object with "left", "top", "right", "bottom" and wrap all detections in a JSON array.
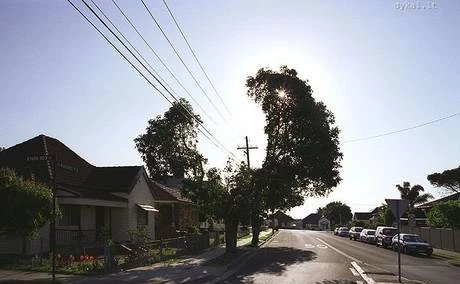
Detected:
[
  {"left": 337, "top": 227, "right": 349, "bottom": 237},
  {"left": 359, "top": 229, "right": 376, "bottom": 244},
  {"left": 391, "top": 233, "right": 433, "bottom": 256},
  {"left": 349, "top": 227, "right": 363, "bottom": 240}
]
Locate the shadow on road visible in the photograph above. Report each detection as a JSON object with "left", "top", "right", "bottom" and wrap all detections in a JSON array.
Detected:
[{"left": 228, "top": 246, "right": 316, "bottom": 283}]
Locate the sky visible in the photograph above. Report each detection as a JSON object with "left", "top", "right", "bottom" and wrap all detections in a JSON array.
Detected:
[{"left": 1, "top": 0, "right": 459, "bottom": 219}]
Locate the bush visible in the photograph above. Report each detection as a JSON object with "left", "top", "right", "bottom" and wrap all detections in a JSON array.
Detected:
[{"left": 427, "top": 200, "right": 460, "bottom": 229}]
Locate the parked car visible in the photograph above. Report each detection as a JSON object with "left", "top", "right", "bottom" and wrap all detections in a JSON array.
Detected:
[
  {"left": 337, "top": 227, "right": 349, "bottom": 237},
  {"left": 375, "top": 226, "right": 398, "bottom": 248},
  {"left": 359, "top": 229, "right": 376, "bottom": 244},
  {"left": 392, "top": 233, "right": 433, "bottom": 256},
  {"left": 334, "top": 227, "right": 339, "bottom": 235},
  {"left": 349, "top": 227, "right": 364, "bottom": 240}
]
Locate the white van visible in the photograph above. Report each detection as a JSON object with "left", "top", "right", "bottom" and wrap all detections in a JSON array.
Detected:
[{"left": 375, "top": 226, "right": 398, "bottom": 248}]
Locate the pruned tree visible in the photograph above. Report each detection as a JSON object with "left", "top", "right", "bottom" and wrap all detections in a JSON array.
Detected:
[
  {"left": 134, "top": 98, "right": 206, "bottom": 181},
  {"left": 246, "top": 66, "right": 343, "bottom": 244},
  {"left": 0, "top": 167, "right": 54, "bottom": 254},
  {"left": 396, "top": 181, "right": 433, "bottom": 209},
  {"left": 427, "top": 166, "right": 460, "bottom": 195}
]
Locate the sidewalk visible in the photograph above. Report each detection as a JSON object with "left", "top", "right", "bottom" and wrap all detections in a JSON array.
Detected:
[{"left": 0, "top": 230, "right": 276, "bottom": 284}]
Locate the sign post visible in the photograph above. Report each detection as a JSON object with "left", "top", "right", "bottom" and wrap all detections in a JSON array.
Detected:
[{"left": 386, "top": 199, "right": 409, "bottom": 283}]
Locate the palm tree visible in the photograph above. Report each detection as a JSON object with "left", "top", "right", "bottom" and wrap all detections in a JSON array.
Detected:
[{"left": 396, "top": 181, "right": 434, "bottom": 209}]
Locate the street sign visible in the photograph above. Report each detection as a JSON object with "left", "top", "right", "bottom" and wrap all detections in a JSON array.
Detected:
[
  {"left": 385, "top": 198, "right": 409, "bottom": 283},
  {"left": 385, "top": 199, "right": 409, "bottom": 218}
]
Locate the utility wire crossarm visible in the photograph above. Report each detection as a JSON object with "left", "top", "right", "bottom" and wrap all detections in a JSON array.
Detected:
[{"left": 237, "top": 136, "right": 258, "bottom": 169}]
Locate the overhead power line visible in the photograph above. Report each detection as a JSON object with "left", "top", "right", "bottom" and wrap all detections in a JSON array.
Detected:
[
  {"left": 343, "top": 111, "right": 460, "bottom": 143},
  {"left": 140, "top": 0, "right": 230, "bottom": 125},
  {"left": 110, "top": 0, "right": 218, "bottom": 127},
  {"left": 68, "top": 0, "right": 239, "bottom": 161},
  {"left": 161, "top": 0, "right": 232, "bottom": 117}
]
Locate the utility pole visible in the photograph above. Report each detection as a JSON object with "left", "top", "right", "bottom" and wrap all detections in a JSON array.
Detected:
[{"left": 237, "top": 136, "right": 258, "bottom": 169}]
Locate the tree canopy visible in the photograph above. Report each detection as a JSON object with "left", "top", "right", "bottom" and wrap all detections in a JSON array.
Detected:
[
  {"left": 0, "top": 167, "right": 54, "bottom": 238},
  {"left": 427, "top": 200, "right": 460, "bottom": 229},
  {"left": 318, "top": 201, "right": 352, "bottom": 226},
  {"left": 246, "top": 66, "right": 342, "bottom": 213},
  {"left": 427, "top": 166, "right": 460, "bottom": 195},
  {"left": 134, "top": 98, "right": 206, "bottom": 181},
  {"left": 396, "top": 181, "right": 433, "bottom": 209}
]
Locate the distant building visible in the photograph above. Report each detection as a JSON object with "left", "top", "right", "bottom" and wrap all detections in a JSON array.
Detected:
[
  {"left": 353, "top": 212, "right": 373, "bottom": 225},
  {"left": 302, "top": 213, "right": 330, "bottom": 230},
  {"left": 270, "top": 210, "right": 295, "bottom": 228}
]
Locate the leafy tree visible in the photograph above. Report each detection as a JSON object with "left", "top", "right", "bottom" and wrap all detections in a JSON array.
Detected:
[
  {"left": 246, "top": 66, "right": 342, "bottom": 243},
  {"left": 396, "top": 181, "right": 433, "bottom": 210},
  {"left": 0, "top": 167, "right": 54, "bottom": 253},
  {"left": 372, "top": 205, "right": 395, "bottom": 227},
  {"left": 321, "top": 201, "right": 352, "bottom": 226},
  {"left": 186, "top": 162, "right": 252, "bottom": 253},
  {"left": 427, "top": 200, "right": 460, "bottom": 229},
  {"left": 0, "top": 147, "right": 5, "bottom": 152},
  {"left": 427, "top": 166, "right": 460, "bottom": 195},
  {"left": 134, "top": 98, "right": 206, "bottom": 181}
]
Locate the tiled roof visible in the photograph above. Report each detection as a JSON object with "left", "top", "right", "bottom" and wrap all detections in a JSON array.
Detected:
[
  {"left": 416, "top": 192, "right": 460, "bottom": 209},
  {"left": 303, "top": 213, "right": 320, "bottom": 224},
  {"left": 0, "top": 134, "right": 141, "bottom": 202},
  {"left": 271, "top": 210, "right": 294, "bottom": 222},
  {"left": 353, "top": 212, "right": 373, "bottom": 220},
  {"left": 148, "top": 179, "right": 192, "bottom": 203},
  {"left": 84, "top": 166, "right": 142, "bottom": 192}
]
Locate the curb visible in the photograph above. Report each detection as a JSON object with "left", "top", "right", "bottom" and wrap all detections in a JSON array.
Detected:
[{"left": 208, "top": 230, "right": 280, "bottom": 284}]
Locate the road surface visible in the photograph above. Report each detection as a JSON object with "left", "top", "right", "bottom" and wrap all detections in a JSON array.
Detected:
[{"left": 224, "top": 229, "right": 460, "bottom": 284}]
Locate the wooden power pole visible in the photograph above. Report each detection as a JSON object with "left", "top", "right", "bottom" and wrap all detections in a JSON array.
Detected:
[{"left": 237, "top": 136, "right": 258, "bottom": 168}]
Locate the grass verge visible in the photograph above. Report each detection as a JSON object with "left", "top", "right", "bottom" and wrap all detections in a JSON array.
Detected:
[{"left": 433, "top": 248, "right": 460, "bottom": 266}]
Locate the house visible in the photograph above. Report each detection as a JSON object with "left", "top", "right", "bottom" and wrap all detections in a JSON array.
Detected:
[
  {"left": 0, "top": 135, "right": 165, "bottom": 255},
  {"left": 149, "top": 180, "right": 199, "bottom": 239},
  {"left": 416, "top": 192, "right": 460, "bottom": 209},
  {"left": 270, "top": 210, "right": 295, "bottom": 228},
  {"left": 353, "top": 212, "right": 373, "bottom": 225},
  {"left": 302, "top": 213, "right": 330, "bottom": 230}
]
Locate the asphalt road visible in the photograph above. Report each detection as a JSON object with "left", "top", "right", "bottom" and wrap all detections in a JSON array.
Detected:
[
  {"left": 225, "top": 229, "right": 365, "bottom": 284},
  {"left": 224, "top": 229, "right": 460, "bottom": 284}
]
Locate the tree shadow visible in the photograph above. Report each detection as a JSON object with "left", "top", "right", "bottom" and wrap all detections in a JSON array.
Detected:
[{"left": 228, "top": 246, "right": 316, "bottom": 282}]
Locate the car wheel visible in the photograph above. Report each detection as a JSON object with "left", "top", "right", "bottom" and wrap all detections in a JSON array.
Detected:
[
  {"left": 393, "top": 244, "right": 397, "bottom": 251},
  {"left": 427, "top": 251, "right": 432, "bottom": 257},
  {"left": 403, "top": 246, "right": 407, "bottom": 254}
]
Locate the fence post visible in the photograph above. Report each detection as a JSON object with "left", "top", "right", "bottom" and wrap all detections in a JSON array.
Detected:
[
  {"left": 159, "top": 239, "right": 163, "bottom": 260},
  {"left": 440, "top": 229, "right": 443, "bottom": 249}
]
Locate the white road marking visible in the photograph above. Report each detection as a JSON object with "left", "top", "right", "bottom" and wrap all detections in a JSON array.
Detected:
[
  {"left": 350, "top": 267, "right": 360, "bottom": 277},
  {"left": 304, "top": 244, "right": 315, "bottom": 248},
  {"left": 351, "top": 261, "right": 375, "bottom": 284},
  {"left": 315, "top": 237, "right": 361, "bottom": 263},
  {"left": 316, "top": 244, "right": 328, "bottom": 249}
]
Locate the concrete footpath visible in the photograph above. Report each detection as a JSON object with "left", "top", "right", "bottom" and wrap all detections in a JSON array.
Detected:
[{"left": 0, "top": 230, "right": 277, "bottom": 284}]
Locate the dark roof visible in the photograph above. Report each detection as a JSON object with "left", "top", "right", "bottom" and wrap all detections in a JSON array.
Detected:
[
  {"left": 83, "top": 166, "right": 142, "bottom": 192},
  {"left": 149, "top": 179, "right": 192, "bottom": 203},
  {"left": 271, "top": 210, "right": 294, "bottom": 222},
  {"left": 353, "top": 212, "right": 373, "bottom": 220},
  {"left": 0, "top": 134, "right": 142, "bottom": 202},
  {"left": 416, "top": 192, "right": 460, "bottom": 209},
  {"left": 303, "top": 213, "right": 320, "bottom": 224}
]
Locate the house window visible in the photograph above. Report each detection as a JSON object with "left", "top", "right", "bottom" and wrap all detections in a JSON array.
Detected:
[
  {"left": 137, "top": 207, "right": 148, "bottom": 226},
  {"left": 58, "top": 205, "right": 80, "bottom": 226}
]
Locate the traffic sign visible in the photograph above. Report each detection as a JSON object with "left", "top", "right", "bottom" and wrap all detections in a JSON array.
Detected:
[{"left": 385, "top": 199, "right": 409, "bottom": 218}]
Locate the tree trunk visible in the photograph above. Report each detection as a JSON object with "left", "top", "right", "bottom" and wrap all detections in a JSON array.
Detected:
[
  {"left": 251, "top": 214, "right": 262, "bottom": 247},
  {"left": 224, "top": 217, "right": 238, "bottom": 253}
]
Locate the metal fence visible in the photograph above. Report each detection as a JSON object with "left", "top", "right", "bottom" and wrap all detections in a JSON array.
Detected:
[{"left": 401, "top": 225, "right": 460, "bottom": 252}]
